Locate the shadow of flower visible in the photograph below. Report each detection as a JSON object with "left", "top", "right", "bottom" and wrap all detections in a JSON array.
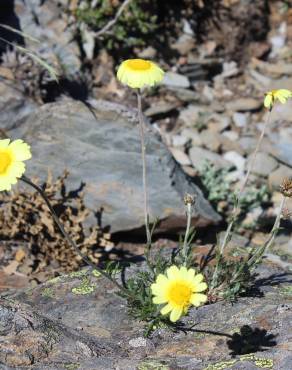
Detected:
[{"left": 227, "top": 325, "right": 277, "bottom": 356}]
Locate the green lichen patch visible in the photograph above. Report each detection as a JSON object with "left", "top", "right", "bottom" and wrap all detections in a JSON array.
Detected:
[
  {"left": 204, "top": 359, "right": 237, "bottom": 370},
  {"left": 92, "top": 269, "right": 101, "bottom": 278},
  {"left": 69, "top": 270, "right": 88, "bottom": 278},
  {"left": 71, "top": 277, "right": 95, "bottom": 295},
  {"left": 239, "top": 354, "right": 273, "bottom": 368},
  {"left": 138, "top": 360, "right": 169, "bottom": 370},
  {"left": 254, "top": 358, "right": 274, "bottom": 368},
  {"left": 41, "top": 287, "right": 55, "bottom": 299},
  {"left": 193, "top": 332, "right": 206, "bottom": 339},
  {"left": 63, "top": 363, "right": 80, "bottom": 370},
  {"left": 47, "top": 276, "right": 63, "bottom": 284},
  {"left": 279, "top": 285, "right": 292, "bottom": 296}
]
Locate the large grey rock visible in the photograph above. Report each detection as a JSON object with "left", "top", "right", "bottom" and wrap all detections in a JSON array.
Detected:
[
  {"left": 0, "top": 82, "right": 37, "bottom": 131},
  {"left": 0, "top": 258, "right": 291, "bottom": 369},
  {"left": 8, "top": 99, "right": 220, "bottom": 233}
]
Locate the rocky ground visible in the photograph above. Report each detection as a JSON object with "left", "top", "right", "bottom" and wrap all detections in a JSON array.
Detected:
[{"left": 0, "top": 0, "right": 292, "bottom": 369}]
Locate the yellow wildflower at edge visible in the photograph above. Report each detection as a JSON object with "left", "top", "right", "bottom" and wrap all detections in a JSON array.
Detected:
[
  {"left": 264, "top": 89, "right": 292, "bottom": 110},
  {"left": 117, "top": 59, "right": 164, "bottom": 89},
  {"left": 151, "top": 265, "right": 208, "bottom": 322},
  {"left": 0, "top": 139, "right": 31, "bottom": 191}
]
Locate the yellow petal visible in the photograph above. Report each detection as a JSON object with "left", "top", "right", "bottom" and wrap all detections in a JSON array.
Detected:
[
  {"left": 0, "top": 139, "right": 10, "bottom": 149},
  {"left": 153, "top": 295, "right": 168, "bottom": 304},
  {"left": 166, "top": 265, "right": 180, "bottom": 280},
  {"left": 192, "top": 273, "right": 204, "bottom": 285},
  {"left": 160, "top": 303, "right": 173, "bottom": 315},
  {"left": 156, "top": 274, "right": 169, "bottom": 285},
  {"left": 9, "top": 140, "right": 32, "bottom": 161},
  {"left": 170, "top": 307, "right": 183, "bottom": 322},
  {"left": 264, "top": 94, "right": 273, "bottom": 109},
  {"left": 178, "top": 266, "right": 189, "bottom": 280},
  {"left": 276, "top": 89, "right": 292, "bottom": 98},
  {"left": 190, "top": 293, "right": 208, "bottom": 307},
  {"left": 187, "top": 268, "right": 196, "bottom": 281},
  {"left": 193, "top": 282, "right": 208, "bottom": 293},
  {"left": 277, "top": 94, "right": 287, "bottom": 104},
  {"left": 6, "top": 161, "right": 25, "bottom": 178}
]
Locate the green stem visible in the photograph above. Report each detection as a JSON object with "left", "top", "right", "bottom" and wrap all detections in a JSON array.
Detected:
[
  {"left": 211, "top": 109, "right": 272, "bottom": 289},
  {"left": 20, "top": 175, "right": 129, "bottom": 294},
  {"left": 136, "top": 91, "right": 151, "bottom": 246},
  {"left": 230, "top": 196, "right": 285, "bottom": 286}
]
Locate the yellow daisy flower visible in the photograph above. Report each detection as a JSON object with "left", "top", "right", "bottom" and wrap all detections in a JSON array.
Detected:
[
  {"left": 117, "top": 59, "right": 164, "bottom": 89},
  {"left": 0, "top": 139, "right": 31, "bottom": 191},
  {"left": 264, "top": 89, "right": 292, "bottom": 110},
  {"left": 151, "top": 265, "right": 208, "bottom": 322}
]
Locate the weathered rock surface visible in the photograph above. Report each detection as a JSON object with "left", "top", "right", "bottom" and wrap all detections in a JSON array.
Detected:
[
  {"left": 189, "top": 146, "right": 233, "bottom": 170},
  {"left": 0, "top": 82, "right": 37, "bottom": 131},
  {"left": 13, "top": 0, "right": 81, "bottom": 76},
  {"left": 0, "top": 260, "right": 291, "bottom": 369},
  {"left": 8, "top": 98, "right": 220, "bottom": 233}
]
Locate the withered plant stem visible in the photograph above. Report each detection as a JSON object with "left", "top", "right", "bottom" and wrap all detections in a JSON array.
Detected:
[
  {"left": 20, "top": 175, "right": 129, "bottom": 295},
  {"left": 137, "top": 91, "right": 151, "bottom": 246},
  {"left": 211, "top": 109, "right": 272, "bottom": 289},
  {"left": 229, "top": 195, "right": 286, "bottom": 286},
  {"left": 183, "top": 202, "right": 192, "bottom": 266}
]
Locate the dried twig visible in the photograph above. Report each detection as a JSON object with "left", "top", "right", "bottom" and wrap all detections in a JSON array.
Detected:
[{"left": 94, "top": 0, "right": 132, "bottom": 38}]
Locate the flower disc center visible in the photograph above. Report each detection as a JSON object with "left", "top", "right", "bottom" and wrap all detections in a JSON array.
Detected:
[
  {"left": 0, "top": 151, "right": 12, "bottom": 174},
  {"left": 127, "top": 59, "right": 151, "bottom": 71},
  {"left": 168, "top": 282, "right": 191, "bottom": 306}
]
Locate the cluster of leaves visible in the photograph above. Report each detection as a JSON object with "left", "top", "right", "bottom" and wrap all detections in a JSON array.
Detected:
[
  {"left": 200, "top": 161, "right": 269, "bottom": 217},
  {"left": 74, "top": 0, "right": 158, "bottom": 50},
  {"left": 0, "top": 172, "right": 112, "bottom": 273},
  {"left": 114, "top": 225, "right": 198, "bottom": 334},
  {"left": 207, "top": 252, "right": 257, "bottom": 302}
]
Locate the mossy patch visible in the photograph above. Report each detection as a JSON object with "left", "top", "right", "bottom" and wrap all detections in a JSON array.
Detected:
[
  {"left": 138, "top": 360, "right": 169, "bottom": 370},
  {"left": 254, "top": 358, "right": 274, "bottom": 368},
  {"left": 92, "top": 269, "right": 101, "bottom": 278},
  {"left": 69, "top": 270, "right": 88, "bottom": 278},
  {"left": 41, "top": 287, "right": 55, "bottom": 299},
  {"left": 47, "top": 276, "right": 62, "bottom": 284},
  {"left": 279, "top": 285, "right": 292, "bottom": 296},
  {"left": 63, "top": 363, "right": 80, "bottom": 370},
  {"left": 204, "top": 355, "right": 273, "bottom": 370},
  {"left": 204, "top": 359, "right": 237, "bottom": 370},
  {"left": 71, "top": 277, "right": 95, "bottom": 295}
]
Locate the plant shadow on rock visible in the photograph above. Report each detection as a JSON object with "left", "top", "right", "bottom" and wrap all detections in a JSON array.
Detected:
[
  {"left": 227, "top": 325, "right": 277, "bottom": 356},
  {"left": 245, "top": 272, "right": 292, "bottom": 298},
  {"left": 0, "top": 172, "right": 138, "bottom": 277}
]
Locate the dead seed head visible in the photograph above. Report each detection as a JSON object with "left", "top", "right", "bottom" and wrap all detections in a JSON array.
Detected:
[
  {"left": 280, "top": 178, "right": 292, "bottom": 198},
  {"left": 184, "top": 193, "right": 196, "bottom": 206}
]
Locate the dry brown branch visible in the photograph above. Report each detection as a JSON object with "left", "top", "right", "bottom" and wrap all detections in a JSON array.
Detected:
[{"left": 94, "top": 0, "right": 132, "bottom": 38}]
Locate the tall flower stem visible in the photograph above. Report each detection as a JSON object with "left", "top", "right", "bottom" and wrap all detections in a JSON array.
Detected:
[
  {"left": 182, "top": 194, "right": 195, "bottom": 266},
  {"left": 247, "top": 195, "right": 286, "bottom": 268},
  {"left": 20, "top": 175, "right": 128, "bottom": 294},
  {"left": 183, "top": 202, "right": 192, "bottom": 265},
  {"left": 229, "top": 195, "right": 286, "bottom": 286},
  {"left": 137, "top": 90, "right": 151, "bottom": 246},
  {"left": 211, "top": 109, "right": 272, "bottom": 289}
]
